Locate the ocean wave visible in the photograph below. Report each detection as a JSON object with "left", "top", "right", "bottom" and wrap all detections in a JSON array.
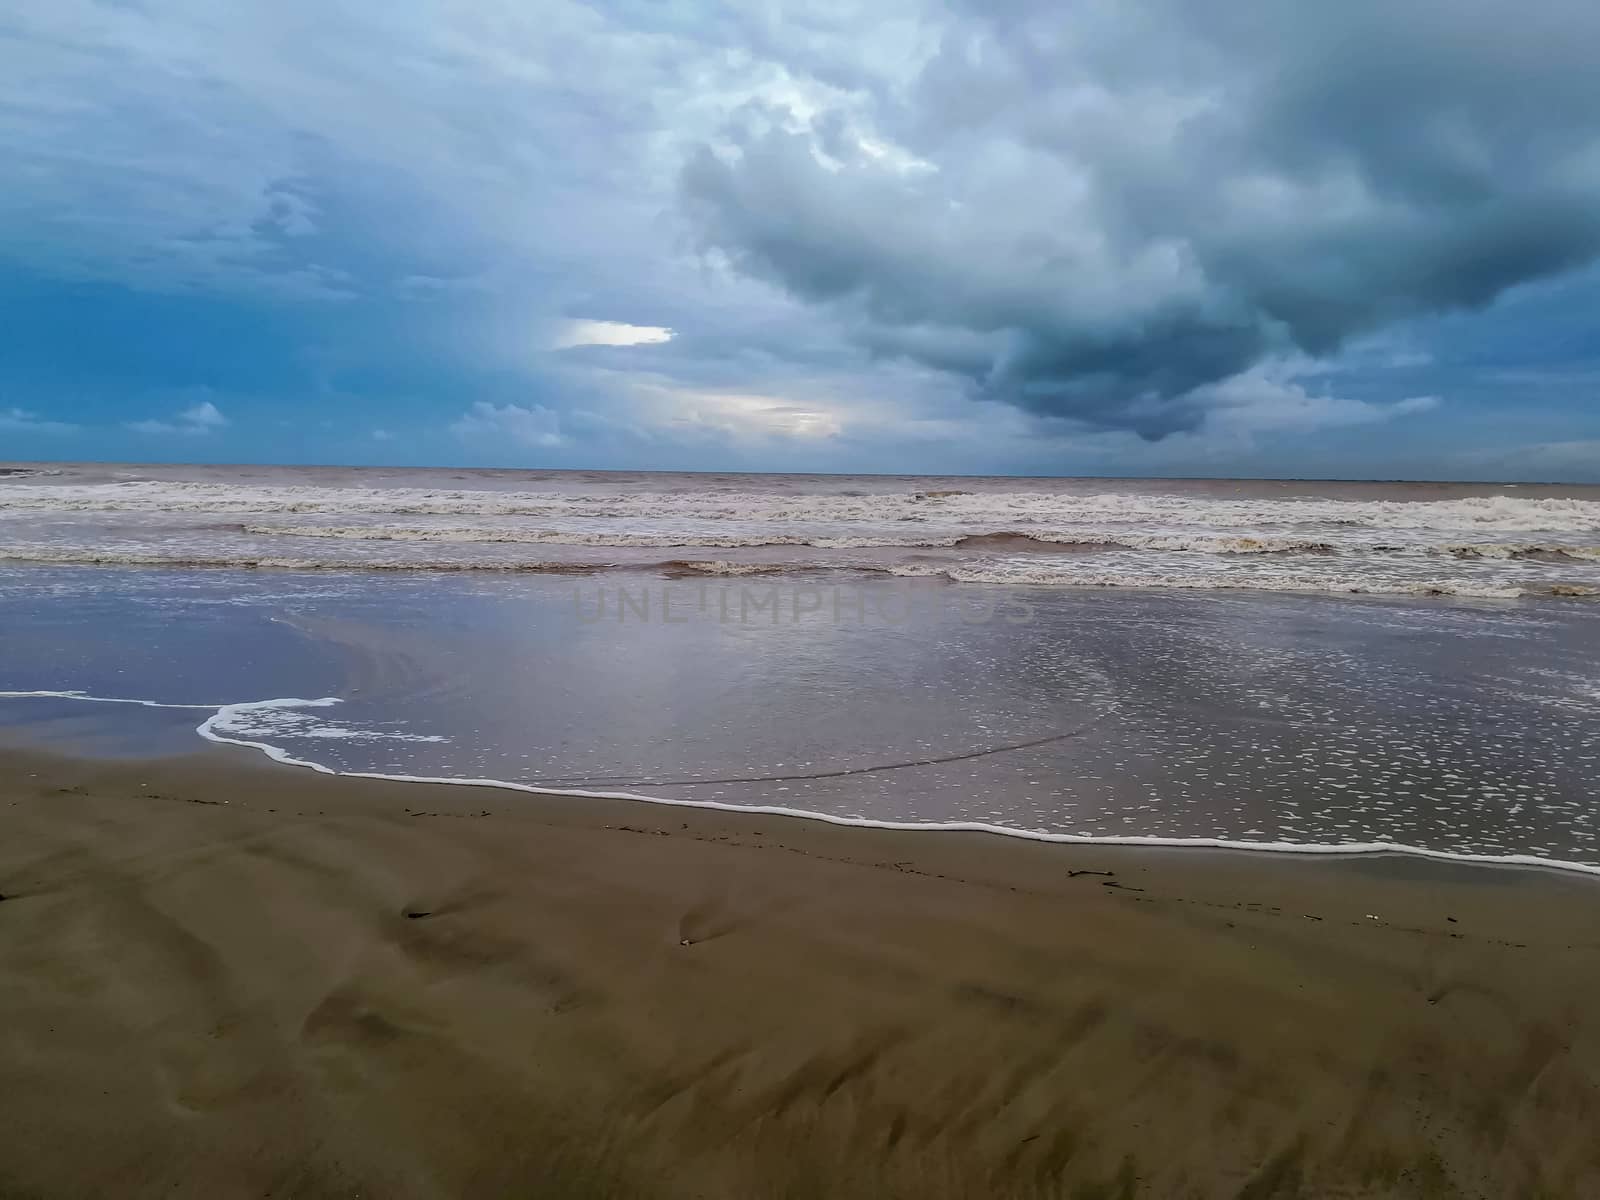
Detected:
[
  {"left": 6, "top": 481, "right": 1600, "bottom": 533},
  {"left": 234, "top": 522, "right": 1600, "bottom": 560},
  {"left": 885, "top": 561, "right": 1550, "bottom": 599},
  {"left": 7, "top": 475, "right": 1600, "bottom": 601},
  {"left": 657, "top": 560, "right": 793, "bottom": 576},
  {"left": 1441, "top": 543, "right": 1600, "bottom": 561},
  {"left": 0, "top": 546, "right": 604, "bottom": 573},
  {"left": 237, "top": 522, "right": 1336, "bottom": 554},
  {"left": 240, "top": 522, "right": 961, "bottom": 549},
  {"left": 5, "top": 542, "right": 1597, "bottom": 598}
]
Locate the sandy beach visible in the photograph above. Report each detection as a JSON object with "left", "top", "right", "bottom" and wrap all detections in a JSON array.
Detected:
[
  {"left": 2, "top": 744, "right": 1598, "bottom": 1198},
  {"left": 11, "top": 0, "right": 1600, "bottom": 1193}
]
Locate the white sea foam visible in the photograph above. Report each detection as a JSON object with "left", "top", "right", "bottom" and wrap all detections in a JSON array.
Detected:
[
  {"left": 2, "top": 542, "right": 1598, "bottom": 598},
  {"left": 0, "top": 547, "right": 603, "bottom": 573},
  {"left": 6, "top": 472, "right": 1600, "bottom": 598},
  {"left": 230, "top": 522, "right": 1600, "bottom": 561},
  {"left": 886, "top": 561, "right": 1538, "bottom": 598},
  {"left": 0, "top": 689, "right": 219, "bottom": 710},
  {"left": 241, "top": 522, "right": 961, "bottom": 549},
  {"left": 5, "top": 480, "right": 1600, "bottom": 532},
  {"left": 238, "top": 523, "right": 1348, "bottom": 555},
  {"left": 659, "top": 560, "right": 792, "bottom": 576}
]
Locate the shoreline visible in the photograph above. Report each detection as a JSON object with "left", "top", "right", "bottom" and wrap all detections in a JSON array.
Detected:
[
  {"left": 8, "top": 736, "right": 1600, "bottom": 950},
  {"left": 3, "top": 741, "right": 1600, "bottom": 1196},
  {"left": 8, "top": 686, "right": 1600, "bottom": 882}
]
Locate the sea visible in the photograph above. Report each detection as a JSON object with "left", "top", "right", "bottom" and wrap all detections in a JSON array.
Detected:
[{"left": 3, "top": 462, "right": 1598, "bottom": 872}]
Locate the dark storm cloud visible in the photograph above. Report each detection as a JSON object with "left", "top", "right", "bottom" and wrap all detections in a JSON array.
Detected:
[
  {"left": 682, "top": 0, "right": 1600, "bottom": 436},
  {"left": 7, "top": 0, "right": 1598, "bottom": 472}
]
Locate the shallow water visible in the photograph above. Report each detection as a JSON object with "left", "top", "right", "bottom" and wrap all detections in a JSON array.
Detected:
[{"left": 3, "top": 563, "right": 1598, "bottom": 871}]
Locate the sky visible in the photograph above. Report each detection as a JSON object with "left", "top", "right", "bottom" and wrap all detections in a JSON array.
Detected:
[{"left": 2, "top": 1, "right": 1599, "bottom": 481}]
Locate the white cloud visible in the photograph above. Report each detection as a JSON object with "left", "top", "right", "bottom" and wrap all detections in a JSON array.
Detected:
[
  {"left": 0, "top": 1, "right": 783, "bottom": 299},
  {"left": 551, "top": 320, "right": 675, "bottom": 350},
  {"left": 451, "top": 402, "right": 566, "bottom": 448},
  {"left": 0, "top": 407, "right": 78, "bottom": 434},
  {"left": 126, "top": 400, "right": 228, "bottom": 436},
  {"left": 371, "top": 428, "right": 396, "bottom": 442}
]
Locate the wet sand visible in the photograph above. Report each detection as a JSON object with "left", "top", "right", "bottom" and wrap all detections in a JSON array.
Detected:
[{"left": 2, "top": 745, "right": 1599, "bottom": 1198}]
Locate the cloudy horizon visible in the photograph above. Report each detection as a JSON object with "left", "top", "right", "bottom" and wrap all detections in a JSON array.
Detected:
[{"left": 3, "top": 1, "right": 1599, "bottom": 481}]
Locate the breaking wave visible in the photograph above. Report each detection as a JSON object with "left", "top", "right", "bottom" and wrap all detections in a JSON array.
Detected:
[
  {"left": 4, "top": 480, "right": 1600, "bottom": 532},
  {"left": 1, "top": 543, "right": 1596, "bottom": 598},
  {"left": 230, "top": 523, "right": 1600, "bottom": 559},
  {"left": 5, "top": 471, "right": 1600, "bottom": 600}
]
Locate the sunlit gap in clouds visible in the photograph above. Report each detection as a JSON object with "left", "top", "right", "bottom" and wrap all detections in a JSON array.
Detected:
[
  {"left": 552, "top": 320, "right": 675, "bottom": 350},
  {"left": 637, "top": 383, "right": 845, "bottom": 441}
]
